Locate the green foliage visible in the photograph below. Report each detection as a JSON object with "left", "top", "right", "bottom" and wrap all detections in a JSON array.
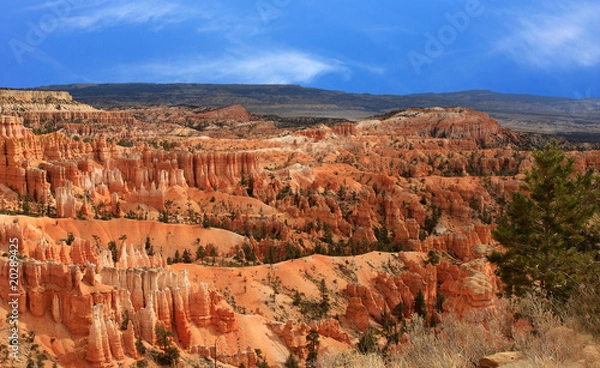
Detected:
[
  {"left": 172, "top": 250, "right": 181, "bottom": 264},
  {"left": 264, "top": 245, "right": 278, "bottom": 264},
  {"left": 65, "top": 232, "right": 75, "bottom": 246},
  {"left": 392, "top": 302, "right": 407, "bottom": 320},
  {"left": 305, "top": 328, "right": 320, "bottom": 368},
  {"left": 320, "top": 223, "right": 334, "bottom": 245},
  {"left": 161, "top": 140, "right": 173, "bottom": 151},
  {"left": 436, "top": 293, "right": 446, "bottom": 314},
  {"left": 357, "top": 328, "right": 379, "bottom": 355},
  {"left": 160, "top": 200, "right": 174, "bottom": 223},
  {"left": 254, "top": 349, "right": 269, "bottom": 368},
  {"left": 202, "top": 213, "right": 212, "bottom": 228},
  {"left": 285, "top": 243, "right": 302, "bottom": 260},
  {"left": 292, "top": 290, "right": 302, "bottom": 306},
  {"left": 195, "top": 244, "right": 206, "bottom": 262},
  {"left": 22, "top": 194, "right": 31, "bottom": 216},
  {"left": 284, "top": 353, "right": 300, "bottom": 368},
  {"left": 181, "top": 248, "right": 193, "bottom": 263},
  {"left": 242, "top": 242, "right": 256, "bottom": 263},
  {"left": 153, "top": 327, "right": 179, "bottom": 366},
  {"left": 295, "top": 280, "right": 331, "bottom": 321},
  {"left": 135, "top": 337, "right": 147, "bottom": 355},
  {"left": 117, "top": 139, "right": 134, "bottom": 147},
  {"left": 120, "top": 310, "right": 130, "bottom": 331},
  {"left": 423, "top": 204, "right": 442, "bottom": 234},
  {"left": 372, "top": 225, "right": 401, "bottom": 252},
  {"left": 155, "top": 327, "right": 173, "bottom": 351},
  {"left": 426, "top": 250, "right": 440, "bottom": 266},
  {"left": 380, "top": 309, "right": 402, "bottom": 351},
  {"left": 319, "top": 278, "right": 331, "bottom": 318},
  {"left": 145, "top": 236, "right": 155, "bottom": 256},
  {"left": 276, "top": 184, "right": 292, "bottom": 200},
  {"left": 154, "top": 346, "right": 179, "bottom": 366},
  {"left": 108, "top": 241, "right": 118, "bottom": 263},
  {"left": 491, "top": 140, "right": 600, "bottom": 302},
  {"left": 414, "top": 290, "right": 427, "bottom": 320}
]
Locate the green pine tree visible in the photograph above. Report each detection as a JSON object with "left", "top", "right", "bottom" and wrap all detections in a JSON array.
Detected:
[
  {"left": 172, "top": 250, "right": 181, "bottom": 264},
  {"left": 284, "top": 354, "right": 299, "bottom": 368},
  {"left": 195, "top": 244, "right": 206, "bottom": 263},
  {"left": 490, "top": 140, "right": 600, "bottom": 302},
  {"left": 305, "top": 328, "right": 320, "bottom": 368},
  {"left": 181, "top": 248, "right": 193, "bottom": 263},
  {"left": 318, "top": 278, "right": 330, "bottom": 318},
  {"left": 357, "top": 328, "right": 379, "bottom": 355},
  {"left": 413, "top": 290, "right": 427, "bottom": 320}
]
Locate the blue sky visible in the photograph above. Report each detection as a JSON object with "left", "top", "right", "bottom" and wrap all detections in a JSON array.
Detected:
[{"left": 1, "top": 0, "right": 599, "bottom": 98}]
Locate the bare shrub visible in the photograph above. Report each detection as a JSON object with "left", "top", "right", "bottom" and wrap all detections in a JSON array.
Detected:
[
  {"left": 512, "top": 292, "right": 599, "bottom": 367},
  {"left": 322, "top": 294, "right": 600, "bottom": 368},
  {"left": 320, "top": 351, "right": 388, "bottom": 368},
  {"left": 564, "top": 285, "right": 600, "bottom": 339}
]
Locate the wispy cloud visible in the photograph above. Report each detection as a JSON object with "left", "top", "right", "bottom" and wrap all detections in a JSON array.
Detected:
[
  {"left": 494, "top": 2, "right": 600, "bottom": 69},
  {"left": 115, "top": 50, "right": 349, "bottom": 84},
  {"left": 57, "top": 0, "right": 198, "bottom": 31}
]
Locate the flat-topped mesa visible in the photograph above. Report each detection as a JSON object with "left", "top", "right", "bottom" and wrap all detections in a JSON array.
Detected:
[
  {"left": 0, "top": 89, "right": 140, "bottom": 136},
  {"left": 0, "top": 89, "right": 73, "bottom": 104},
  {"left": 375, "top": 107, "right": 517, "bottom": 147}
]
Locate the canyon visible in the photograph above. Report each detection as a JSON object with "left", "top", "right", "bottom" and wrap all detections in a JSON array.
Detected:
[{"left": 0, "top": 89, "right": 599, "bottom": 367}]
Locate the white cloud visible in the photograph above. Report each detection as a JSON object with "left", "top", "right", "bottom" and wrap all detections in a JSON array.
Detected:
[
  {"left": 117, "top": 50, "right": 349, "bottom": 84},
  {"left": 57, "top": 0, "right": 198, "bottom": 31},
  {"left": 495, "top": 2, "right": 600, "bottom": 69}
]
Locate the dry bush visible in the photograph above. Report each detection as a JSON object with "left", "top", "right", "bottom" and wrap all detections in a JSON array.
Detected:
[
  {"left": 564, "top": 285, "right": 600, "bottom": 339},
  {"left": 321, "top": 294, "right": 600, "bottom": 368},
  {"left": 320, "top": 351, "right": 388, "bottom": 368},
  {"left": 388, "top": 311, "right": 514, "bottom": 368},
  {"left": 510, "top": 294, "right": 572, "bottom": 366},
  {"left": 321, "top": 311, "right": 512, "bottom": 368},
  {"left": 512, "top": 292, "right": 600, "bottom": 367}
]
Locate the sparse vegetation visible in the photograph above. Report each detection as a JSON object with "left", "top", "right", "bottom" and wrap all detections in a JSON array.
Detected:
[
  {"left": 305, "top": 328, "right": 320, "bottom": 368},
  {"left": 152, "top": 327, "right": 180, "bottom": 366}
]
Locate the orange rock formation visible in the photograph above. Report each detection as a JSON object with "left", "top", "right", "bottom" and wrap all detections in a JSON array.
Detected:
[{"left": 1, "top": 90, "right": 599, "bottom": 367}]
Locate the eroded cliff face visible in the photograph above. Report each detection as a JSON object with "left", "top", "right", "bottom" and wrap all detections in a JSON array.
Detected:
[
  {"left": 0, "top": 106, "right": 262, "bottom": 219},
  {"left": 2, "top": 90, "right": 600, "bottom": 367},
  {"left": 0, "top": 224, "right": 238, "bottom": 367},
  {"left": 345, "top": 253, "right": 500, "bottom": 332}
]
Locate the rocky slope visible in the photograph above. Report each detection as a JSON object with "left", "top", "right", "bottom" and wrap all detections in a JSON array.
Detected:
[{"left": 1, "top": 90, "right": 600, "bottom": 367}]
